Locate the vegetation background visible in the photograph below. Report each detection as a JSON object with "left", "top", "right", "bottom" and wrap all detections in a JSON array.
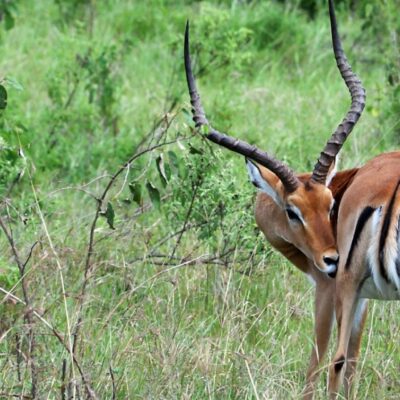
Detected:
[{"left": 0, "top": 0, "right": 399, "bottom": 398}]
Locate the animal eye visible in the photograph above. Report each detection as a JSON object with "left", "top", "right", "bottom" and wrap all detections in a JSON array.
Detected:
[{"left": 286, "top": 208, "right": 302, "bottom": 223}]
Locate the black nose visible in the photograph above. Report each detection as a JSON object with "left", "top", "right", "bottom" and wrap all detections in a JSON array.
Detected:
[
  {"left": 323, "top": 256, "right": 339, "bottom": 267},
  {"left": 327, "top": 270, "right": 337, "bottom": 278}
]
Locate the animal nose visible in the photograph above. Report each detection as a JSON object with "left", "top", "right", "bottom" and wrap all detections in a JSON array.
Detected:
[
  {"left": 323, "top": 255, "right": 339, "bottom": 278},
  {"left": 323, "top": 255, "right": 339, "bottom": 267}
]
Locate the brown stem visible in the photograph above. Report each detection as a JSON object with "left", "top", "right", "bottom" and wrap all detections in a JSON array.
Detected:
[
  {"left": 169, "top": 177, "right": 202, "bottom": 260},
  {"left": 0, "top": 215, "right": 37, "bottom": 398},
  {"left": 71, "top": 107, "right": 190, "bottom": 365}
]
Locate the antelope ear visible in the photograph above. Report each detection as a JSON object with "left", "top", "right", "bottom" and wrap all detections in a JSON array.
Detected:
[
  {"left": 326, "top": 155, "right": 339, "bottom": 187},
  {"left": 246, "top": 159, "right": 284, "bottom": 207}
]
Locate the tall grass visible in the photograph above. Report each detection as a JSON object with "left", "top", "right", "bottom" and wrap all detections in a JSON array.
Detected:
[{"left": 0, "top": 0, "right": 399, "bottom": 398}]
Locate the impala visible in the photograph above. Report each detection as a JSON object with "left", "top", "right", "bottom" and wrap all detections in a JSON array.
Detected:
[
  {"left": 184, "top": 0, "right": 367, "bottom": 398},
  {"left": 327, "top": 151, "right": 400, "bottom": 399},
  {"left": 327, "top": 138, "right": 400, "bottom": 390}
]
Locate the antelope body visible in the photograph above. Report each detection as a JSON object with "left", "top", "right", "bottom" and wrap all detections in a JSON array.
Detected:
[
  {"left": 254, "top": 167, "right": 362, "bottom": 399},
  {"left": 183, "top": 0, "right": 374, "bottom": 398},
  {"left": 328, "top": 151, "right": 400, "bottom": 398}
]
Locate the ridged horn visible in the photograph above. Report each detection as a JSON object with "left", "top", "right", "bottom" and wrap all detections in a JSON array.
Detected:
[
  {"left": 311, "top": 0, "right": 366, "bottom": 184},
  {"left": 184, "top": 21, "right": 300, "bottom": 193}
]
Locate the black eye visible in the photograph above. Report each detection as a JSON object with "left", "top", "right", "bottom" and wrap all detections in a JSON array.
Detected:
[{"left": 286, "top": 208, "right": 301, "bottom": 222}]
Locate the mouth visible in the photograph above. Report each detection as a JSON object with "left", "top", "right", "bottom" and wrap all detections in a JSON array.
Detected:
[
  {"left": 314, "top": 262, "right": 338, "bottom": 278},
  {"left": 327, "top": 270, "right": 337, "bottom": 278}
]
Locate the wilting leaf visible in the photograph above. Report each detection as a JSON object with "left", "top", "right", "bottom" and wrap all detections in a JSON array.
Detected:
[
  {"left": 101, "top": 202, "right": 115, "bottom": 229},
  {"left": 146, "top": 181, "right": 160, "bottom": 209},
  {"left": 0, "top": 85, "right": 7, "bottom": 110},
  {"left": 129, "top": 182, "right": 142, "bottom": 205},
  {"left": 156, "top": 154, "right": 170, "bottom": 187}
]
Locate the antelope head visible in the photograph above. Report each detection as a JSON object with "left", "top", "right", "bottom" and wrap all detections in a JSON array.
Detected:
[{"left": 184, "top": 0, "right": 365, "bottom": 277}]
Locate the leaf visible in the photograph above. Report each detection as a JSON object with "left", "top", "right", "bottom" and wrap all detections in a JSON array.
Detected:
[
  {"left": 4, "top": 10, "right": 15, "bottom": 31},
  {"left": 199, "top": 124, "right": 210, "bottom": 136},
  {"left": 189, "top": 143, "right": 203, "bottom": 155},
  {"left": 164, "top": 162, "right": 171, "bottom": 182},
  {"left": 100, "top": 202, "right": 115, "bottom": 230},
  {"left": 182, "top": 107, "right": 194, "bottom": 125},
  {"left": 129, "top": 182, "right": 142, "bottom": 205},
  {"left": 168, "top": 150, "right": 179, "bottom": 170},
  {"left": 146, "top": 181, "right": 160, "bottom": 209},
  {"left": 4, "top": 77, "right": 23, "bottom": 91},
  {"left": 0, "top": 85, "right": 7, "bottom": 110},
  {"left": 156, "top": 154, "right": 170, "bottom": 187},
  {"left": 365, "top": 3, "right": 373, "bottom": 18}
]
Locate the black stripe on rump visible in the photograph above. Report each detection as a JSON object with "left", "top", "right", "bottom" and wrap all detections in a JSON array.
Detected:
[
  {"left": 345, "top": 206, "right": 376, "bottom": 269},
  {"left": 379, "top": 180, "right": 400, "bottom": 281},
  {"left": 395, "top": 215, "right": 400, "bottom": 275}
]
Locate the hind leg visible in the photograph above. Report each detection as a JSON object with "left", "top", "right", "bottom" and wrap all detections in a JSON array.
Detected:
[
  {"left": 303, "top": 281, "right": 335, "bottom": 400},
  {"left": 328, "top": 277, "right": 359, "bottom": 399},
  {"left": 343, "top": 299, "right": 368, "bottom": 399}
]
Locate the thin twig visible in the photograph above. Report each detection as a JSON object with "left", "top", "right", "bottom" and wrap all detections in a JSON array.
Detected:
[
  {"left": 15, "top": 333, "right": 22, "bottom": 384},
  {"left": 109, "top": 365, "right": 116, "bottom": 400},
  {"left": 0, "top": 393, "right": 32, "bottom": 399},
  {"left": 169, "top": 178, "right": 202, "bottom": 260},
  {"left": 23, "top": 241, "right": 39, "bottom": 269},
  {"left": 72, "top": 122, "right": 193, "bottom": 358},
  {"left": 0, "top": 287, "right": 98, "bottom": 400},
  {"left": 61, "top": 359, "right": 67, "bottom": 400},
  {"left": 0, "top": 215, "right": 37, "bottom": 398}
]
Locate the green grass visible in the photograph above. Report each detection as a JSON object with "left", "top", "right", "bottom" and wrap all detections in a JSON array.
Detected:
[{"left": 0, "top": 0, "right": 399, "bottom": 398}]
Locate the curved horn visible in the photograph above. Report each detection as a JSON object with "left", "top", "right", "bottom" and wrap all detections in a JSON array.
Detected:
[
  {"left": 184, "top": 21, "right": 300, "bottom": 193},
  {"left": 311, "top": 0, "right": 366, "bottom": 184}
]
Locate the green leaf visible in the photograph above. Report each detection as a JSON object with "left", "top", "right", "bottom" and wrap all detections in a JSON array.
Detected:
[
  {"left": 4, "top": 10, "right": 15, "bottom": 31},
  {"left": 156, "top": 154, "right": 170, "bottom": 187},
  {"left": 146, "top": 181, "right": 160, "bottom": 209},
  {"left": 167, "top": 150, "right": 183, "bottom": 177},
  {"left": 129, "top": 182, "right": 142, "bottom": 205},
  {"left": 4, "top": 77, "right": 23, "bottom": 91},
  {"left": 168, "top": 151, "right": 179, "bottom": 170},
  {"left": 199, "top": 124, "right": 210, "bottom": 136},
  {"left": 365, "top": 3, "right": 373, "bottom": 18},
  {"left": 0, "top": 85, "right": 7, "bottom": 110},
  {"left": 189, "top": 143, "right": 203, "bottom": 155},
  {"left": 101, "top": 202, "right": 115, "bottom": 229},
  {"left": 182, "top": 107, "right": 194, "bottom": 126}
]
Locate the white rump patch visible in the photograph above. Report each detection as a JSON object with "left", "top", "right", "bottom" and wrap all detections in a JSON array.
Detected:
[
  {"left": 383, "top": 211, "right": 400, "bottom": 289},
  {"left": 364, "top": 206, "right": 400, "bottom": 299},
  {"left": 367, "top": 207, "right": 385, "bottom": 294}
]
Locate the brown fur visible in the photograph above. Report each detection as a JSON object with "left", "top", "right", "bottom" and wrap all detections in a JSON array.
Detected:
[
  {"left": 329, "top": 152, "right": 400, "bottom": 399},
  {"left": 254, "top": 167, "right": 359, "bottom": 399}
]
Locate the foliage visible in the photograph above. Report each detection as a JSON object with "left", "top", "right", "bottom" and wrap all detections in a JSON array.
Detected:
[
  {"left": 360, "top": 0, "right": 400, "bottom": 142},
  {"left": 0, "top": 0, "right": 18, "bottom": 31},
  {"left": 0, "top": 0, "right": 399, "bottom": 398}
]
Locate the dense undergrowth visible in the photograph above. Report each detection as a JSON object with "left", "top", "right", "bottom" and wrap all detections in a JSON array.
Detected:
[{"left": 0, "top": 0, "right": 399, "bottom": 398}]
